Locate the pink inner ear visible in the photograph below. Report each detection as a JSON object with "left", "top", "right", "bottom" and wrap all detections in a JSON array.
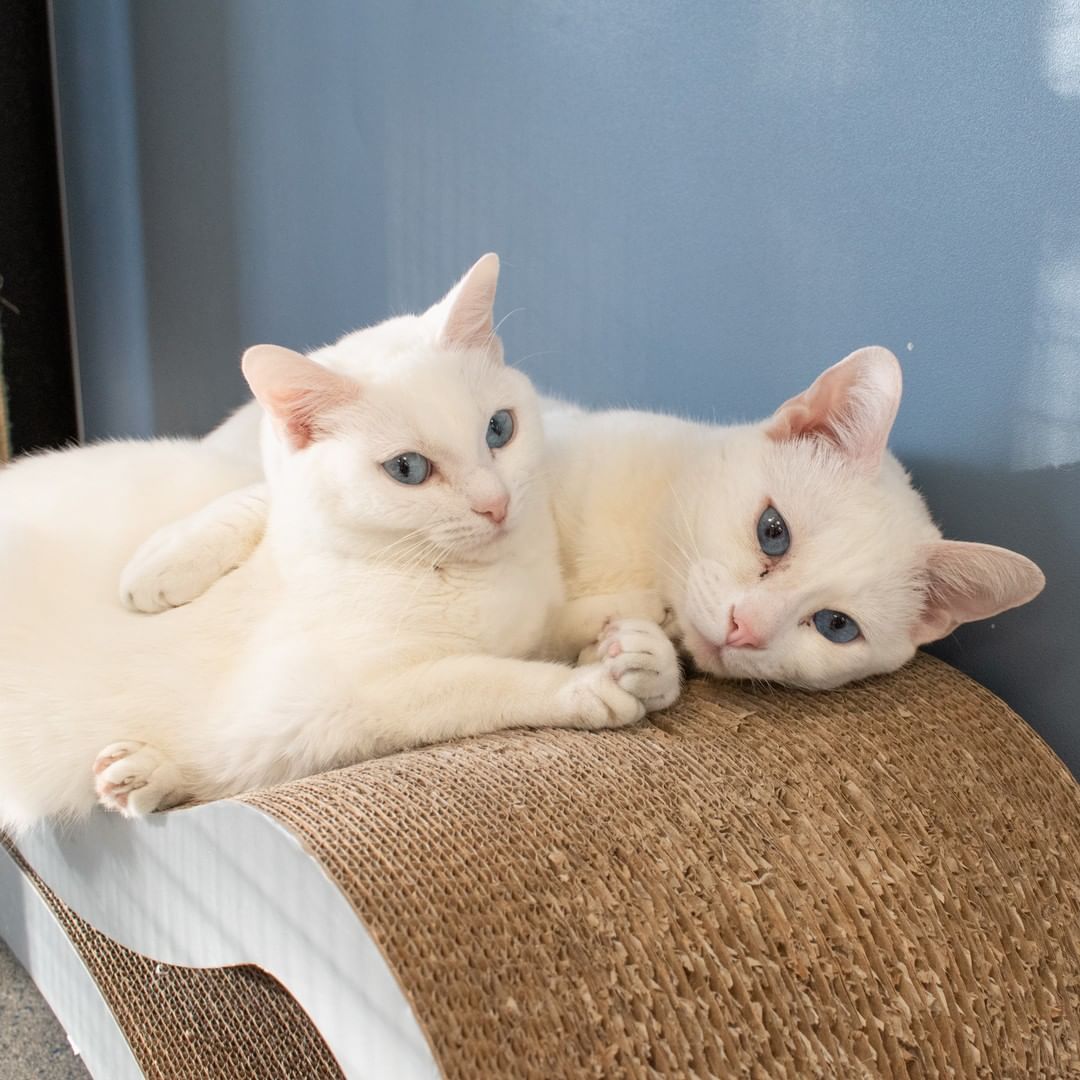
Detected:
[
  {"left": 241, "top": 344, "right": 359, "bottom": 451},
  {"left": 265, "top": 382, "right": 353, "bottom": 450},
  {"left": 433, "top": 252, "right": 501, "bottom": 353},
  {"left": 763, "top": 347, "right": 902, "bottom": 470},
  {"left": 766, "top": 376, "right": 855, "bottom": 443},
  {"left": 441, "top": 294, "right": 494, "bottom": 351},
  {"left": 911, "top": 540, "right": 1045, "bottom": 645}
]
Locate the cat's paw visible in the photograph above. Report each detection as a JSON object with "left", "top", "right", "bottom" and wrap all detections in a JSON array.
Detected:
[
  {"left": 120, "top": 527, "right": 228, "bottom": 613},
  {"left": 559, "top": 619, "right": 681, "bottom": 729},
  {"left": 93, "top": 741, "right": 183, "bottom": 818},
  {"left": 594, "top": 617, "right": 681, "bottom": 712},
  {"left": 559, "top": 663, "right": 648, "bottom": 730},
  {"left": 569, "top": 590, "right": 673, "bottom": 663}
]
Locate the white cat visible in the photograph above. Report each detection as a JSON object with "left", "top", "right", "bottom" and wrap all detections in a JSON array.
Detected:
[
  {"left": 543, "top": 347, "right": 1044, "bottom": 687},
  {"left": 123, "top": 335, "right": 1044, "bottom": 692},
  {"left": 0, "top": 255, "right": 679, "bottom": 832}
]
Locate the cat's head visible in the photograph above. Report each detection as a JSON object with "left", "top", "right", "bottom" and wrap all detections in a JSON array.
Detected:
[
  {"left": 669, "top": 347, "right": 1045, "bottom": 689},
  {"left": 243, "top": 253, "right": 545, "bottom": 563}
]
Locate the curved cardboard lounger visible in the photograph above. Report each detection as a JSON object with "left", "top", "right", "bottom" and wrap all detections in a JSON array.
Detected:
[{"left": 3, "top": 654, "right": 1080, "bottom": 1078}]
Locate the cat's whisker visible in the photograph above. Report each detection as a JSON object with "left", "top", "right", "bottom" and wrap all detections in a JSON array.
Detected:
[
  {"left": 657, "top": 522, "right": 696, "bottom": 575},
  {"left": 665, "top": 480, "right": 702, "bottom": 561},
  {"left": 652, "top": 552, "right": 688, "bottom": 588},
  {"left": 510, "top": 349, "right": 561, "bottom": 369},
  {"left": 490, "top": 306, "right": 525, "bottom": 340},
  {"left": 371, "top": 530, "right": 431, "bottom": 565},
  {"left": 374, "top": 538, "right": 434, "bottom": 569}
]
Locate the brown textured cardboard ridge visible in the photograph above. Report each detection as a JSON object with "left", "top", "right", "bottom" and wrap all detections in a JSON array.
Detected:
[{"left": 241, "top": 654, "right": 1080, "bottom": 1079}]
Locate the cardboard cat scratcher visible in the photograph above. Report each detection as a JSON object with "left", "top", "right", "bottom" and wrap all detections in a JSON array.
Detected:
[{"left": 2, "top": 653, "right": 1078, "bottom": 1078}]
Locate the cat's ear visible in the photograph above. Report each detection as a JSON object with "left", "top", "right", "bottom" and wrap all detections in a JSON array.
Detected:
[
  {"left": 764, "top": 346, "right": 902, "bottom": 472},
  {"left": 241, "top": 344, "right": 360, "bottom": 451},
  {"left": 425, "top": 252, "right": 502, "bottom": 356},
  {"left": 911, "top": 540, "right": 1045, "bottom": 645}
]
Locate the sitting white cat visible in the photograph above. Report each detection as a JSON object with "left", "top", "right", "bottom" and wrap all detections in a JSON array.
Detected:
[
  {"left": 0, "top": 255, "right": 679, "bottom": 832},
  {"left": 122, "top": 314, "right": 1044, "bottom": 693}
]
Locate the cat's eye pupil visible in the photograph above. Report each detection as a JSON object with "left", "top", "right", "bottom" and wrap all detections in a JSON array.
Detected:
[
  {"left": 813, "top": 609, "right": 860, "bottom": 644},
  {"left": 486, "top": 409, "right": 514, "bottom": 449},
  {"left": 756, "top": 505, "right": 790, "bottom": 557},
  {"left": 382, "top": 451, "right": 431, "bottom": 486}
]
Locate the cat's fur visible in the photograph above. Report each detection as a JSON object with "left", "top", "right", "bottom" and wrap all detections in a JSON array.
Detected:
[
  {"left": 0, "top": 255, "right": 679, "bottom": 832},
  {"left": 123, "top": 338, "right": 1045, "bottom": 693}
]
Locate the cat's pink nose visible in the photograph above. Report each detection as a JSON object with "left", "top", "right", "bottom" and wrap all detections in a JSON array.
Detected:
[
  {"left": 725, "top": 612, "right": 762, "bottom": 649},
  {"left": 473, "top": 492, "right": 509, "bottom": 525}
]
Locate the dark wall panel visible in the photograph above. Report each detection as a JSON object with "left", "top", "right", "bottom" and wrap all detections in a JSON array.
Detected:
[{"left": 0, "top": 0, "right": 78, "bottom": 454}]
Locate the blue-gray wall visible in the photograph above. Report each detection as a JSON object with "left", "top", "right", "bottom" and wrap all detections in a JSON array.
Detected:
[{"left": 52, "top": 1, "right": 1079, "bottom": 771}]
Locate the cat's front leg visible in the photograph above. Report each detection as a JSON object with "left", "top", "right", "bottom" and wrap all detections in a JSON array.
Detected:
[
  {"left": 551, "top": 589, "right": 676, "bottom": 660},
  {"left": 188, "top": 622, "right": 684, "bottom": 801},
  {"left": 381, "top": 619, "right": 682, "bottom": 752},
  {"left": 93, "top": 741, "right": 188, "bottom": 818},
  {"left": 120, "top": 483, "right": 269, "bottom": 613}
]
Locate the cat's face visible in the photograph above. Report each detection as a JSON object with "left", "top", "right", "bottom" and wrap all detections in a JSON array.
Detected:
[
  {"left": 668, "top": 348, "right": 1044, "bottom": 689},
  {"left": 306, "top": 352, "right": 542, "bottom": 563},
  {"left": 246, "top": 254, "right": 546, "bottom": 564}
]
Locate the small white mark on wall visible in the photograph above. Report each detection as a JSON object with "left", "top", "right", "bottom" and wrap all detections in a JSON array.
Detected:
[{"left": 906, "top": 342, "right": 914, "bottom": 351}]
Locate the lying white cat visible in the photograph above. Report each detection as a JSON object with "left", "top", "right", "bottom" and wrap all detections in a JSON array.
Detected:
[
  {"left": 0, "top": 255, "right": 679, "bottom": 832},
  {"left": 123, "top": 310, "right": 1044, "bottom": 693},
  {"left": 543, "top": 347, "right": 1043, "bottom": 687}
]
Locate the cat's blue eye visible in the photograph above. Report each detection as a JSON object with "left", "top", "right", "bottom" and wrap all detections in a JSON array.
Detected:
[
  {"left": 813, "top": 609, "right": 860, "bottom": 644},
  {"left": 486, "top": 410, "right": 515, "bottom": 449},
  {"left": 382, "top": 452, "right": 431, "bottom": 486},
  {"left": 756, "top": 505, "right": 790, "bottom": 557}
]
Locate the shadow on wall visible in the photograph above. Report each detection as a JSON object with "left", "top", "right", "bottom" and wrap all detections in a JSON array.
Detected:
[{"left": 906, "top": 456, "right": 1080, "bottom": 776}]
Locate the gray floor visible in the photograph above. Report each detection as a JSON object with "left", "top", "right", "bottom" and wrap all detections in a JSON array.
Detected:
[{"left": 0, "top": 938, "right": 90, "bottom": 1079}]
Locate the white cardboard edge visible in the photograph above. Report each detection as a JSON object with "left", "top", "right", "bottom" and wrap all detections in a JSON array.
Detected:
[
  {"left": 0, "top": 840, "right": 142, "bottom": 1080},
  {"left": 11, "top": 802, "right": 440, "bottom": 1079}
]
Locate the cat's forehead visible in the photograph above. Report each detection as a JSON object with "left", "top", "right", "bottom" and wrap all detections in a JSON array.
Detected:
[
  {"left": 316, "top": 316, "right": 438, "bottom": 380},
  {"left": 692, "top": 432, "right": 866, "bottom": 519},
  {"left": 767, "top": 442, "right": 931, "bottom": 538},
  {"left": 349, "top": 354, "right": 528, "bottom": 465},
  {"left": 690, "top": 432, "right": 935, "bottom": 576},
  {"left": 321, "top": 318, "right": 514, "bottom": 394}
]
